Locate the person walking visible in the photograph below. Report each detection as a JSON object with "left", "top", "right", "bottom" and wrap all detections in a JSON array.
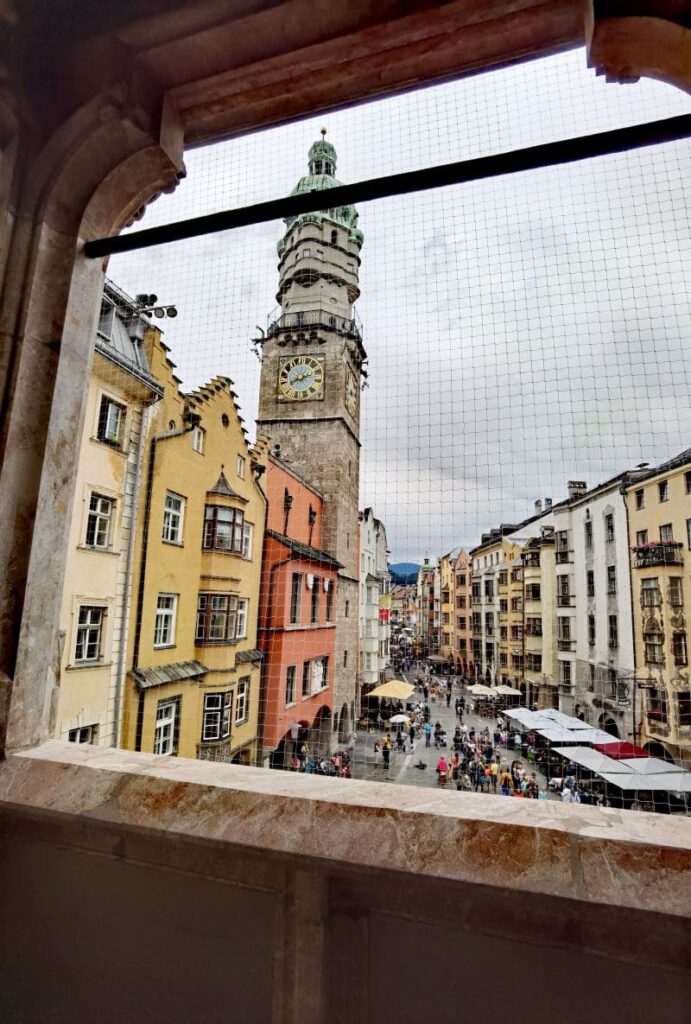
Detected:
[
  {"left": 446, "top": 688, "right": 452, "bottom": 708},
  {"left": 436, "top": 755, "right": 449, "bottom": 785},
  {"left": 423, "top": 721, "right": 433, "bottom": 747},
  {"left": 382, "top": 735, "right": 392, "bottom": 770},
  {"left": 500, "top": 766, "right": 513, "bottom": 796}
]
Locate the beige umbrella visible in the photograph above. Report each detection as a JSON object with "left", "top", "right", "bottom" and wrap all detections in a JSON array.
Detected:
[{"left": 368, "top": 679, "right": 414, "bottom": 699}]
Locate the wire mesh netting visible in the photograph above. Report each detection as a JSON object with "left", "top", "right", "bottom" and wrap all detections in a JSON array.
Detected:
[{"left": 58, "top": 49, "right": 691, "bottom": 812}]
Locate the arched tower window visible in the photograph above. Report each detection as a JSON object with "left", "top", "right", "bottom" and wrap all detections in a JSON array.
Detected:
[{"left": 331, "top": 229, "right": 338, "bottom": 244}]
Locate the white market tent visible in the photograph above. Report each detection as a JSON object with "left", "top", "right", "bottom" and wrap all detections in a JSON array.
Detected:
[
  {"left": 539, "top": 709, "right": 592, "bottom": 730},
  {"left": 494, "top": 684, "right": 522, "bottom": 695},
  {"left": 599, "top": 771, "right": 691, "bottom": 793},
  {"left": 552, "top": 746, "right": 630, "bottom": 774},
  {"left": 506, "top": 708, "right": 545, "bottom": 728},
  {"left": 618, "top": 757, "right": 687, "bottom": 776},
  {"left": 536, "top": 726, "right": 614, "bottom": 745}
]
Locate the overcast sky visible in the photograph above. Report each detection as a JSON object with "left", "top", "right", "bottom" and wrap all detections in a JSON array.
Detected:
[{"left": 110, "top": 49, "right": 691, "bottom": 564}]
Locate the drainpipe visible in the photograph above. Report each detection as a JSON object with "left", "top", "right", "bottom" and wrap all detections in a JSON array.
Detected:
[
  {"left": 112, "top": 399, "right": 157, "bottom": 748},
  {"left": 257, "top": 551, "right": 292, "bottom": 766},
  {"left": 132, "top": 417, "right": 199, "bottom": 751},
  {"left": 621, "top": 475, "right": 638, "bottom": 743}
]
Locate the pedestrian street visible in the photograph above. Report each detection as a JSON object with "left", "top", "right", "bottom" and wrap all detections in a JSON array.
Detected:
[{"left": 351, "top": 672, "right": 552, "bottom": 796}]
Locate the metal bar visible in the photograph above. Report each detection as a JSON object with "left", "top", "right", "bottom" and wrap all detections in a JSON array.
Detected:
[{"left": 84, "top": 114, "right": 691, "bottom": 258}]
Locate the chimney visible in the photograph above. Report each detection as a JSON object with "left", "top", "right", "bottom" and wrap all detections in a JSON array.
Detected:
[
  {"left": 567, "top": 481, "right": 587, "bottom": 500},
  {"left": 534, "top": 499, "right": 542, "bottom": 513},
  {"left": 544, "top": 497, "right": 553, "bottom": 509}
]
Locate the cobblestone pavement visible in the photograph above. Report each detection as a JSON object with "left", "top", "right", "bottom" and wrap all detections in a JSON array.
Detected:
[{"left": 351, "top": 671, "right": 554, "bottom": 798}]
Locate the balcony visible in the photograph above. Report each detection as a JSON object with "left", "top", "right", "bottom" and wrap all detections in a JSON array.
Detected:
[
  {"left": 558, "top": 639, "right": 574, "bottom": 651},
  {"left": 555, "top": 550, "right": 571, "bottom": 564},
  {"left": 557, "top": 594, "right": 574, "bottom": 607},
  {"left": 267, "top": 306, "right": 363, "bottom": 344},
  {"left": 633, "top": 542, "right": 684, "bottom": 568}
]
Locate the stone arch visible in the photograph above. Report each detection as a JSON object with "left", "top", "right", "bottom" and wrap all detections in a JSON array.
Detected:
[
  {"left": 599, "top": 714, "right": 620, "bottom": 739},
  {"left": 643, "top": 740, "right": 673, "bottom": 762},
  {"left": 1, "top": 92, "right": 184, "bottom": 751},
  {"left": 588, "top": 13, "right": 691, "bottom": 97}
]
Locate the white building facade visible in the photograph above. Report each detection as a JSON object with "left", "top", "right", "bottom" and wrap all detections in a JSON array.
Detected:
[{"left": 359, "top": 508, "right": 391, "bottom": 687}]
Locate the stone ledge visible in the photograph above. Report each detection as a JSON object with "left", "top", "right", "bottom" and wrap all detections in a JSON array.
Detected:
[{"left": 1, "top": 741, "right": 690, "bottom": 918}]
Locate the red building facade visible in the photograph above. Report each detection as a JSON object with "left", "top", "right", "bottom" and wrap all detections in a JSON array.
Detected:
[{"left": 258, "top": 456, "right": 340, "bottom": 766}]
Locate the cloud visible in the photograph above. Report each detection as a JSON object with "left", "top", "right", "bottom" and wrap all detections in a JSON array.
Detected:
[{"left": 109, "top": 49, "right": 691, "bottom": 564}]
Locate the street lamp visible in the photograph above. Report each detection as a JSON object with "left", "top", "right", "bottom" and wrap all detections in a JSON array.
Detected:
[{"left": 134, "top": 293, "right": 178, "bottom": 319}]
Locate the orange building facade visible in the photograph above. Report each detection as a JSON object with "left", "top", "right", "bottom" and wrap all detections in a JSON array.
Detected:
[{"left": 257, "top": 454, "right": 341, "bottom": 766}]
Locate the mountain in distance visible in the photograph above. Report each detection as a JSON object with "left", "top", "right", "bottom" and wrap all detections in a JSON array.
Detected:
[{"left": 389, "top": 562, "right": 420, "bottom": 585}]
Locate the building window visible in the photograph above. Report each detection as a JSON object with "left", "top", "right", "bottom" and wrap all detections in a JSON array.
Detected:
[
  {"left": 68, "top": 725, "right": 97, "bottom": 744},
  {"left": 239, "top": 522, "right": 253, "bottom": 560},
  {"left": 343, "top": 649, "right": 348, "bottom": 668},
  {"left": 97, "top": 396, "right": 125, "bottom": 447},
  {"left": 644, "top": 632, "right": 664, "bottom": 665},
  {"left": 672, "top": 632, "right": 688, "bottom": 667},
  {"left": 302, "top": 248, "right": 311, "bottom": 259},
  {"left": 589, "top": 664, "right": 596, "bottom": 691},
  {"left": 647, "top": 687, "right": 668, "bottom": 723},
  {"left": 678, "top": 692, "right": 691, "bottom": 727},
  {"left": 588, "top": 615, "right": 596, "bottom": 645},
  {"left": 658, "top": 480, "right": 669, "bottom": 503},
  {"left": 154, "top": 594, "right": 177, "bottom": 647},
  {"left": 85, "top": 493, "right": 115, "bottom": 549},
  {"left": 236, "top": 455, "right": 245, "bottom": 478},
  {"left": 97, "top": 297, "right": 115, "bottom": 341},
  {"left": 196, "top": 593, "right": 242, "bottom": 642},
  {"left": 559, "top": 661, "right": 572, "bottom": 686},
  {"left": 659, "top": 523, "right": 674, "bottom": 542},
  {"left": 202, "top": 692, "right": 232, "bottom": 742},
  {"left": 457, "top": 616, "right": 466, "bottom": 630},
  {"left": 526, "top": 653, "right": 542, "bottom": 673},
  {"left": 586, "top": 570, "right": 595, "bottom": 598},
  {"left": 636, "top": 529, "right": 648, "bottom": 546},
  {"left": 525, "top": 616, "right": 542, "bottom": 636},
  {"left": 641, "top": 578, "right": 661, "bottom": 606},
  {"left": 456, "top": 574, "right": 466, "bottom": 587},
  {"left": 236, "top": 598, "right": 248, "bottom": 639},
  {"left": 162, "top": 491, "right": 185, "bottom": 544},
  {"left": 687, "top": 519, "right": 691, "bottom": 551},
  {"left": 290, "top": 573, "right": 302, "bottom": 624},
  {"left": 325, "top": 582, "right": 334, "bottom": 622},
  {"left": 192, "top": 426, "right": 205, "bottom": 453},
  {"left": 286, "top": 665, "right": 296, "bottom": 705},
  {"left": 311, "top": 656, "right": 328, "bottom": 693},
  {"left": 154, "top": 697, "right": 180, "bottom": 755},
  {"left": 604, "top": 513, "right": 615, "bottom": 542},
  {"left": 235, "top": 678, "right": 250, "bottom": 723},
  {"left": 203, "top": 505, "right": 244, "bottom": 552},
  {"left": 557, "top": 617, "right": 571, "bottom": 640},
  {"left": 345, "top": 600, "right": 349, "bottom": 618},
  {"left": 635, "top": 489, "right": 645, "bottom": 510},
  {"left": 669, "top": 577, "right": 684, "bottom": 607},
  {"left": 525, "top": 583, "right": 541, "bottom": 601},
  {"left": 74, "top": 605, "right": 105, "bottom": 662},
  {"left": 310, "top": 578, "right": 320, "bottom": 624},
  {"left": 457, "top": 596, "right": 466, "bottom": 609},
  {"left": 607, "top": 565, "right": 617, "bottom": 595},
  {"left": 301, "top": 661, "right": 311, "bottom": 698},
  {"left": 608, "top": 614, "right": 618, "bottom": 648}
]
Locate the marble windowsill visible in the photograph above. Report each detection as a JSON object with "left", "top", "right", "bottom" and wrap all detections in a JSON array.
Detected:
[{"left": 0, "top": 741, "right": 689, "bottom": 919}]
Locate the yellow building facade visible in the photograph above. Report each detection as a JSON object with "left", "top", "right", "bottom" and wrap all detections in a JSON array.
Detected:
[
  {"left": 438, "top": 551, "right": 455, "bottom": 661},
  {"left": 624, "top": 450, "right": 691, "bottom": 762},
  {"left": 122, "top": 331, "right": 266, "bottom": 764},
  {"left": 56, "top": 284, "right": 163, "bottom": 745}
]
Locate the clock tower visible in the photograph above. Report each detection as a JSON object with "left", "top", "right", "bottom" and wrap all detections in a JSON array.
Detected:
[{"left": 256, "top": 134, "right": 366, "bottom": 735}]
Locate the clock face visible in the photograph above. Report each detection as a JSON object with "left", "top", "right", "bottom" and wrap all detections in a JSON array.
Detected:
[
  {"left": 345, "top": 368, "right": 358, "bottom": 416},
  {"left": 278, "top": 356, "right": 325, "bottom": 401}
]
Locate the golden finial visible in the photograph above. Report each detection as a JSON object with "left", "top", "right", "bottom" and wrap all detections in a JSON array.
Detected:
[{"left": 320, "top": 126, "right": 327, "bottom": 139}]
